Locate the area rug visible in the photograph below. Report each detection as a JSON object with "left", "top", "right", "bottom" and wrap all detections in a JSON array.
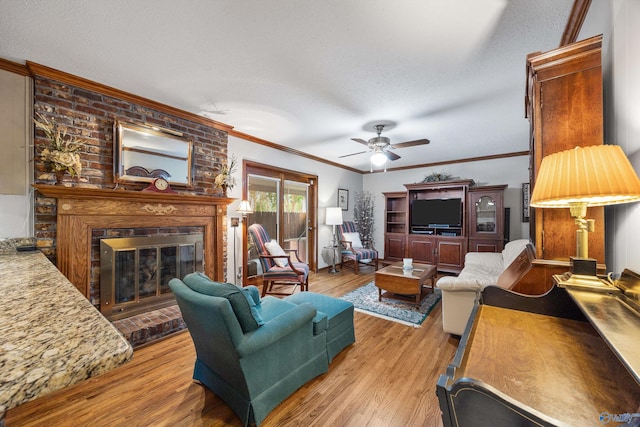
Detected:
[{"left": 339, "top": 281, "right": 441, "bottom": 327}]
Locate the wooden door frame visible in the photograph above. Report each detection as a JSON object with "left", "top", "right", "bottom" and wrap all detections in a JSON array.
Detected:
[{"left": 242, "top": 161, "right": 318, "bottom": 285}]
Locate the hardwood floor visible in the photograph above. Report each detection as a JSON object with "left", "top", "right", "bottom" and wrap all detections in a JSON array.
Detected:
[{"left": 5, "top": 266, "right": 460, "bottom": 427}]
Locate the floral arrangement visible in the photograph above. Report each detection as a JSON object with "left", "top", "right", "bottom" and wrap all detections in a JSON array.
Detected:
[
  {"left": 33, "top": 112, "right": 83, "bottom": 178},
  {"left": 214, "top": 154, "right": 238, "bottom": 192},
  {"left": 422, "top": 172, "right": 455, "bottom": 183}
]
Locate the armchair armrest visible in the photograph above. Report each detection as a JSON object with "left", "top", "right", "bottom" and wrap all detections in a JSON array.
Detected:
[
  {"left": 361, "top": 238, "right": 377, "bottom": 251},
  {"left": 341, "top": 240, "right": 377, "bottom": 251},
  {"left": 243, "top": 285, "right": 261, "bottom": 306},
  {"left": 340, "top": 240, "right": 354, "bottom": 252},
  {"left": 282, "top": 247, "right": 302, "bottom": 263},
  {"left": 259, "top": 254, "right": 306, "bottom": 275},
  {"left": 235, "top": 303, "right": 316, "bottom": 357}
]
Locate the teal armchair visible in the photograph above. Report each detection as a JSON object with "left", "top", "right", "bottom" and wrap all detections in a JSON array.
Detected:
[{"left": 169, "top": 273, "right": 329, "bottom": 427}]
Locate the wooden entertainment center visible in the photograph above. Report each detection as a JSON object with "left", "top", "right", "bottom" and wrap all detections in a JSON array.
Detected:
[{"left": 383, "top": 180, "right": 506, "bottom": 273}]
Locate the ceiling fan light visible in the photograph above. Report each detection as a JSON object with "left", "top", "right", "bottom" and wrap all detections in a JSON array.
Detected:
[{"left": 371, "top": 151, "right": 387, "bottom": 166}]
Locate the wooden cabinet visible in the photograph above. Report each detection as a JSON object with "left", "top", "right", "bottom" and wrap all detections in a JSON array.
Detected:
[
  {"left": 406, "top": 236, "right": 466, "bottom": 273},
  {"left": 384, "top": 191, "right": 407, "bottom": 234},
  {"left": 526, "top": 35, "right": 605, "bottom": 263},
  {"left": 435, "top": 238, "right": 467, "bottom": 272},
  {"left": 406, "top": 181, "right": 469, "bottom": 273},
  {"left": 407, "top": 235, "right": 435, "bottom": 264},
  {"left": 384, "top": 234, "right": 406, "bottom": 260},
  {"left": 468, "top": 185, "right": 506, "bottom": 252},
  {"left": 384, "top": 181, "right": 505, "bottom": 272},
  {"left": 383, "top": 192, "right": 408, "bottom": 261}
]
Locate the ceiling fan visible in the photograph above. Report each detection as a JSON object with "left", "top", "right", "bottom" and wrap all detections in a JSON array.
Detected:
[{"left": 339, "top": 123, "right": 430, "bottom": 167}]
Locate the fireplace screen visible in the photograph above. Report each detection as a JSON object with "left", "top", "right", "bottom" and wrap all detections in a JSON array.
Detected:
[{"left": 101, "top": 234, "right": 203, "bottom": 320}]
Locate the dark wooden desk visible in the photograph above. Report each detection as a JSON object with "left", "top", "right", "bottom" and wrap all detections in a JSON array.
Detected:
[{"left": 437, "top": 282, "right": 640, "bottom": 426}]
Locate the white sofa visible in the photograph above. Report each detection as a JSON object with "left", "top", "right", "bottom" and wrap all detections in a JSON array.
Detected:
[{"left": 437, "top": 239, "right": 533, "bottom": 335}]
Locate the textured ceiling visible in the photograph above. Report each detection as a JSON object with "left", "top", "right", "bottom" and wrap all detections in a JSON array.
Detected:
[{"left": 0, "top": 0, "right": 575, "bottom": 172}]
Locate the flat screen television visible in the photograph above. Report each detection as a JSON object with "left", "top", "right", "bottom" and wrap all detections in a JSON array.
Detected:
[{"left": 411, "top": 198, "right": 462, "bottom": 228}]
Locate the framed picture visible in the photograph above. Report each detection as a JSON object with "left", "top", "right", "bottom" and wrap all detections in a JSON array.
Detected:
[
  {"left": 338, "top": 188, "right": 349, "bottom": 211},
  {"left": 522, "top": 183, "right": 530, "bottom": 222}
]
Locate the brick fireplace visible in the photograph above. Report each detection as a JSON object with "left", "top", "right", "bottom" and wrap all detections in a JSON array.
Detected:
[
  {"left": 28, "top": 62, "right": 236, "bottom": 345},
  {"left": 35, "top": 185, "right": 231, "bottom": 308}
]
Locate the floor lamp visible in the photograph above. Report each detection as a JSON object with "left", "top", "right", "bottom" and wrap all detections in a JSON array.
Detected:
[
  {"left": 326, "top": 207, "right": 343, "bottom": 274},
  {"left": 234, "top": 200, "right": 254, "bottom": 285},
  {"left": 530, "top": 145, "right": 640, "bottom": 276},
  {"left": 230, "top": 217, "right": 240, "bottom": 285}
]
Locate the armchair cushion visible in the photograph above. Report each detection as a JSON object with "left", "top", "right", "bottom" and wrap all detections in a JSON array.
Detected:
[
  {"left": 183, "top": 272, "right": 260, "bottom": 333},
  {"left": 265, "top": 239, "right": 289, "bottom": 267},
  {"left": 342, "top": 232, "right": 363, "bottom": 248}
]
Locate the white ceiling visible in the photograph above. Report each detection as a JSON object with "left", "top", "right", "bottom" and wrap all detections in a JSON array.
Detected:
[{"left": 0, "top": 0, "right": 575, "bottom": 172}]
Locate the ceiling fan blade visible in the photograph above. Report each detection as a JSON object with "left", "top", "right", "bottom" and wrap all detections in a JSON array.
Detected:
[
  {"left": 350, "top": 138, "right": 370, "bottom": 146},
  {"left": 338, "top": 150, "right": 369, "bottom": 158},
  {"left": 390, "top": 138, "right": 430, "bottom": 149},
  {"left": 385, "top": 151, "right": 401, "bottom": 161}
]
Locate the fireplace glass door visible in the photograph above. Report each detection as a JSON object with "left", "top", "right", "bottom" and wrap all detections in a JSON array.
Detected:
[{"left": 101, "top": 234, "right": 203, "bottom": 320}]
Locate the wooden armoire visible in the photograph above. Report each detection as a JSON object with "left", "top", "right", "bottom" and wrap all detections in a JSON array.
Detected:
[{"left": 525, "top": 35, "right": 605, "bottom": 264}]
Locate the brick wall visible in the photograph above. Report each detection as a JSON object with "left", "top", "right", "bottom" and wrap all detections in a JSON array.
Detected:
[{"left": 32, "top": 75, "right": 230, "bottom": 280}]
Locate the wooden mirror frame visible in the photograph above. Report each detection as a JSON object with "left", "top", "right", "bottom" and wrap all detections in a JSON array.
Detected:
[{"left": 114, "top": 119, "right": 193, "bottom": 187}]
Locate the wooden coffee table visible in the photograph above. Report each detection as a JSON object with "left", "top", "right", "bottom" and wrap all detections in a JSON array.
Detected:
[{"left": 374, "top": 262, "right": 437, "bottom": 305}]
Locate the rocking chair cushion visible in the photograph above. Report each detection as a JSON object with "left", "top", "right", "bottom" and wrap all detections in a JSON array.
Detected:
[
  {"left": 265, "top": 239, "right": 289, "bottom": 267},
  {"left": 183, "top": 272, "right": 260, "bottom": 333}
]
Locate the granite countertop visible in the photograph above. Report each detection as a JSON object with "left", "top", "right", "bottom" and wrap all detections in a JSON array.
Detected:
[{"left": 0, "top": 251, "right": 133, "bottom": 419}]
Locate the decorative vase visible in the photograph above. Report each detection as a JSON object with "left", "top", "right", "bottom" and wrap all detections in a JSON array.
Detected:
[
  {"left": 221, "top": 184, "right": 228, "bottom": 196},
  {"left": 54, "top": 170, "right": 66, "bottom": 185}
]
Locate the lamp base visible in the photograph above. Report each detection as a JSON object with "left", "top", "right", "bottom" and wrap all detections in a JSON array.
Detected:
[{"left": 570, "top": 257, "right": 597, "bottom": 276}]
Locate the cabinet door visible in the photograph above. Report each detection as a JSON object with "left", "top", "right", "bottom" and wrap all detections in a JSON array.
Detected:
[
  {"left": 407, "top": 236, "right": 435, "bottom": 264},
  {"left": 437, "top": 238, "right": 466, "bottom": 272},
  {"left": 469, "top": 189, "right": 504, "bottom": 241},
  {"left": 469, "top": 239, "right": 502, "bottom": 253},
  {"left": 384, "top": 235, "right": 405, "bottom": 260}
]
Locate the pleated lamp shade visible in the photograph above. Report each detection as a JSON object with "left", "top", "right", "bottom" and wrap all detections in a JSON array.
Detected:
[{"left": 530, "top": 145, "right": 640, "bottom": 208}]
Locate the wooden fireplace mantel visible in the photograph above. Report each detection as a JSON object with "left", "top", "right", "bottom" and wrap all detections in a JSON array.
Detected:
[{"left": 35, "top": 185, "right": 234, "bottom": 298}]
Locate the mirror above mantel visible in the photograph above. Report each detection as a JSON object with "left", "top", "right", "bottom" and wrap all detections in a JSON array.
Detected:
[{"left": 114, "top": 119, "right": 193, "bottom": 187}]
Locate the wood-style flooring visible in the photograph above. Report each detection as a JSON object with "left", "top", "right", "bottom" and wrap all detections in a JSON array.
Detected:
[{"left": 5, "top": 266, "right": 460, "bottom": 427}]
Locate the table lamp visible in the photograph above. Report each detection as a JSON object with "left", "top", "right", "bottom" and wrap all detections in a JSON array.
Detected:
[
  {"left": 236, "top": 200, "right": 253, "bottom": 217},
  {"left": 530, "top": 145, "right": 640, "bottom": 275},
  {"left": 326, "top": 207, "right": 343, "bottom": 274}
]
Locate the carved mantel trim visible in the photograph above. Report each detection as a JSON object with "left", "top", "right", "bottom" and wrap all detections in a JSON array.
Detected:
[{"left": 35, "top": 185, "right": 234, "bottom": 298}]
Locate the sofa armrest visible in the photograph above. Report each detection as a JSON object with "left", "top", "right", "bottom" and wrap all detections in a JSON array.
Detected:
[
  {"left": 437, "top": 277, "right": 484, "bottom": 292},
  {"left": 464, "top": 252, "right": 504, "bottom": 270},
  {"left": 235, "top": 302, "right": 316, "bottom": 357}
]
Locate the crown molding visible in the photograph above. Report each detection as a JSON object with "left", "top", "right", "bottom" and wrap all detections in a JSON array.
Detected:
[
  {"left": 26, "top": 61, "right": 234, "bottom": 133},
  {"left": 0, "top": 57, "right": 29, "bottom": 76}
]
